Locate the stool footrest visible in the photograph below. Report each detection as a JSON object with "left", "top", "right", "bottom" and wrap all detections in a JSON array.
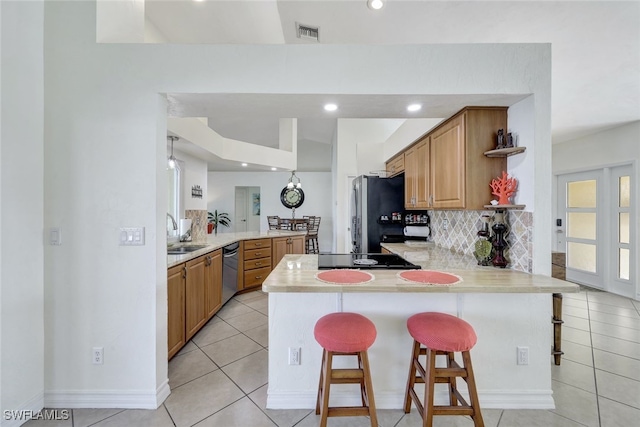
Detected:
[
  {"left": 327, "top": 407, "right": 371, "bottom": 417},
  {"left": 331, "top": 369, "right": 364, "bottom": 381},
  {"left": 433, "top": 406, "right": 474, "bottom": 416}
]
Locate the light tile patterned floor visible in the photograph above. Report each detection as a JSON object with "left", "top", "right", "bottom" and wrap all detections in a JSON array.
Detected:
[{"left": 25, "top": 288, "right": 640, "bottom": 426}]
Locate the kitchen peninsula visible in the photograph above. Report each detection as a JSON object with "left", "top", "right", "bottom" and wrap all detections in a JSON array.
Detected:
[{"left": 263, "top": 243, "right": 579, "bottom": 410}]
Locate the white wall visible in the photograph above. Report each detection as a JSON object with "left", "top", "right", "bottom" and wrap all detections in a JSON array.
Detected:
[
  {"left": 383, "top": 118, "right": 444, "bottom": 160},
  {"left": 507, "top": 96, "right": 536, "bottom": 209},
  {"left": 208, "top": 172, "right": 333, "bottom": 252},
  {"left": 174, "top": 148, "right": 207, "bottom": 212},
  {"left": 0, "top": 0, "right": 45, "bottom": 422},
  {"left": 0, "top": 0, "right": 551, "bottom": 411}
]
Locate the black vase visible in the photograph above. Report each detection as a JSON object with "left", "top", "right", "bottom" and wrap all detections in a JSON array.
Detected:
[{"left": 491, "top": 222, "right": 508, "bottom": 268}]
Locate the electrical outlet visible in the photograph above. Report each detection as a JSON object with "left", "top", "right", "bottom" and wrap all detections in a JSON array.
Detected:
[
  {"left": 288, "top": 347, "right": 301, "bottom": 365},
  {"left": 442, "top": 219, "right": 449, "bottom": 230},
  {"left": 92, "top": 347, "right": 104, "bottom": 365},
  {"left": 517, "top": 346, "right": 529, "bottom": 365}
]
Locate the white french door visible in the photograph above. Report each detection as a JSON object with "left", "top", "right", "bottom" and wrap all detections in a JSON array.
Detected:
[
  {"left": 557, "top": 165, "right": 636, "bottom": 297},
  {"left": 558, "top": 170, "right": 604, "bottom": 289},
  {"left": 609, "top": 165, "right": 635, "bottom": 297}
]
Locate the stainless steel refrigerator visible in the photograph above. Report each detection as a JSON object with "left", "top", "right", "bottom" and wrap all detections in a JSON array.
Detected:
[{"left": 351, "top": 175, "right": 405, "bottom": 253}]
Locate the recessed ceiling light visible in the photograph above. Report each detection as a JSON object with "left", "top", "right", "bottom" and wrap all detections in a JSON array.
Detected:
[
  {"left": 324, "top": 103, "right": 338, "bottom": 112},
  {"left": 407, "top": 104, "right": 422, "bottom": 112},
  {"left": 271, "top": 167, "right": 277, "bottom": 171},
  {"left": 241, "top": 163, "right": 247, "bottom": 167},
  {"left": 367, "top": 0, "right": 384, "bottom": 11}
]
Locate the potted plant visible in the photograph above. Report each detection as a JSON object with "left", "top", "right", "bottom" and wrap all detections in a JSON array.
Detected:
[{"left": 208, "top": 210, "right": 231, "bottom": 235}]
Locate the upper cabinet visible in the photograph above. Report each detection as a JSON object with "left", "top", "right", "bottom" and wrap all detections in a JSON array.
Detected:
[
  {"left": 395, "top": 107, "right": 507, "bottom": 210},
  {"left": 385, "top": 154, "right": 405, "bottom": 178},
  {"left": 405, "top": 137, "right": 430, "bottom": 209}
]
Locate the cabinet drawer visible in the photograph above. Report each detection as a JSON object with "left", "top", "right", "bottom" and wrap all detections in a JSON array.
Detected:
[
  {"left": 244, "top": 238, "right": 271, "bottom": 251},
  {"left": 244, "top": 266, "right": 272, "bottom": 288},
  {"left": 244, "top": 247, "right": 271, "bottom": 260},
  {"left": 244, "top": 257, "right": 271, "bottom": 271}
]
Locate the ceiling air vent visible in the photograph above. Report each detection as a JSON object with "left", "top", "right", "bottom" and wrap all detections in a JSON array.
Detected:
[{"left": 296, "top": 22, "right": 319, "bottom": 42}]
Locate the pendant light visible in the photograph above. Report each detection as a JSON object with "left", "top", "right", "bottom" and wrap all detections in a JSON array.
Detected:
[
  {"left": 287, "top": 170, "right": 302, "bottom": 189},
  {"left": 167, "top": 136, "right": 178, "bottom": 169}
]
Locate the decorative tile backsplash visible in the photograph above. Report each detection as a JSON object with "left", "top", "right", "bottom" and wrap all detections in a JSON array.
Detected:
[
  {"left": 184, "top": 209, "right": 207, "bottom": 243},
  {"left": 430, "top": 210, "right": 533, "bottom": 273}
]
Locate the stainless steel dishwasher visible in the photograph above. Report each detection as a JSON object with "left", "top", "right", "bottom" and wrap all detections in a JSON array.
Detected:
[{"left": 222, "top": 242, "right": 239, "bottom": 305}]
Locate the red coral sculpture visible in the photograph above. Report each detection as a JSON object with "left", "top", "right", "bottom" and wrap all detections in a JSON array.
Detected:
[{"left": 490, "top": 171, "right": 518, "bottom": 205}]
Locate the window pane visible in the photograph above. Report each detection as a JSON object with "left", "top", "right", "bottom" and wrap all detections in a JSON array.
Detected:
[
  {"left": 619, "top": 176, "right": 630, "bottom": 208},
  {"left": 619, "top": 248, "right": 630, "bottom": 280},
  {"left": 619, "top": 212, "right": 630, "bottom": 244},
  {"left": 567, "top": 213, "right": 596, "bottom": 240},
  {"left": 568, "top": 180, "right": 597, "bottom": 208},
  {"left": 567, "top": 242, "right": 597, "bottom": 273}
]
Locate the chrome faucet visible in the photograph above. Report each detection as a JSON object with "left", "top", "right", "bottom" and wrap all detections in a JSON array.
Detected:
[{"left": 167, "top": 213, "right": 178, "bottom": 231}]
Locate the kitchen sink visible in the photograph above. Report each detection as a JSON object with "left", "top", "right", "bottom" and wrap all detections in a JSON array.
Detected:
[{"left": 167, "top": 245, "right": 209, "bottom": 255}]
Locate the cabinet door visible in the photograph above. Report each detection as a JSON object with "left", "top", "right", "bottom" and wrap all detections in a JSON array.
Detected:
[
  {"left": 404, "top": 147, "right": 417, "bottom": 208},
  {"left": 430, "top": 114, "right": 465, "bottom": 209},
  {"left": 167, "top": 265, "right": 186, "bottom": 360},
  {"left": 415, "top": 138, "right": 430, "bottom": 208},
  {"left": 272, "top": 237, "right": 288, "bottom": 267},
  {"left": 289, "top": 235, "right": 305, "bottom": 254},
  {"left": 185, "top": 255, "right": 207, "bottom": 341},
  {"left": 205, "top": 250, "right": 223, "bottom": 320}
]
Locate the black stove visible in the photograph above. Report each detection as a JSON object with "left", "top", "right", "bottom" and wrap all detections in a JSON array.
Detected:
[{"left": 318, "top": 253, "right": 421, "bottom": 270}]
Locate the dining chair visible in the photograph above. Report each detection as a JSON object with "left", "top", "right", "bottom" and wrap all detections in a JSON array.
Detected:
[
  {"left": 268, "top": 216, "right": 281, "bottom": 230},
  {"left": 305, "top": 216, "right": 321, "bottom": 254}
]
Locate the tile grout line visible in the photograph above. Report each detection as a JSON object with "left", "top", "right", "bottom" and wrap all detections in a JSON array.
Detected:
[{"left": 586, "top": 291, "right": 603, "bottom": 427}]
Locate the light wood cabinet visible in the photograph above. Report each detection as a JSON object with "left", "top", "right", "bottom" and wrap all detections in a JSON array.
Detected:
[
  {"left": 239, "top": 238, "right": 272, "bottom": 291},
  {"left": 185, "top": 255, "right": 208, "bottom": 341},
  {"left": 205, "top": 249, "right": 222, "bottom": 320},
  {"left": 404, "top": 137, "right": 430, "bottom": 209},
  {"left": 272, "top": 235, "right": 305, "bottom": 267},
  {"left": 386, "top": 154, "right": 405, "bottom": 177},
  {"left": 430, "top": 114, "right": 465, "bottom": 209},
  {"left": 169, "top": 249, "right": 223, "bottom": 359},
  {"left": 167, "top": 264, "right": 186, "bottom": 360}
]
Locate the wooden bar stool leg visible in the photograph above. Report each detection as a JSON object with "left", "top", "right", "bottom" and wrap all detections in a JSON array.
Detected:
[
  {"left": 404, "top": 339, "right": 421, "bottom": 413},
  {"left": 423, "top": 348, "right": 437, "bottom": 427},
  {"left": 319, "top": 351, "right": 333, "bottom": 427},
  {"left": 462, "top": 351, "right": 484, "bottom": 427},
  {"left": 446, "top": 351, "right": 458, "bottom": 406},
  {"left": 315, "top": 349, "right": 326, "bottom": 415},
  {"left": 359, "top": 350, "right": 378, "bottom": 427}
]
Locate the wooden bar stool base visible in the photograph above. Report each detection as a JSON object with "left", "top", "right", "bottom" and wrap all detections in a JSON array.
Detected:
[
  {"left": 403, "top": 312, "right": 483, "bottom": 427},
  {"left": 315, "top": 349, "right": 378, "bottom": 427}
]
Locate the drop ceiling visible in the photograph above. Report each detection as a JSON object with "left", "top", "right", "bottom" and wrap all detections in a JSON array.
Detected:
[{"left": 150, "top": 0, "right": 640, "bottom": 171}]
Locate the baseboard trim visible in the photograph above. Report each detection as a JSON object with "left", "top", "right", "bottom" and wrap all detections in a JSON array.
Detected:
[
  {"left": 266, "top": 389, "right": 555, "bottom": 410},
  {"left": 1, "top": 390, "right": 44, "bottom": 427},
  {"left": 44, "top": 380, "right": 171, "bottom": 409}
]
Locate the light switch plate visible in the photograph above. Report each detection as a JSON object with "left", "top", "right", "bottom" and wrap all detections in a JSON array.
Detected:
[
  {"left": 119, "top": 227, "right": 145, "bottom": 246},
  {"left": 50, "top": 227, "right": 61, "bottom": 245}
]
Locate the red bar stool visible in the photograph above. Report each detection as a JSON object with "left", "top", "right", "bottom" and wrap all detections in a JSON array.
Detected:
[
  {"left": 314, "top": 312, "right": 378, "bottom": 427},
  {"left": 404, "top": 312, "right": 484, "bottom": 427}
]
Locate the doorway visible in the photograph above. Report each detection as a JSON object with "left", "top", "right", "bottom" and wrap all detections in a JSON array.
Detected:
[
  {"left": 557, "top": 165, "right": 635, "bottom": 297},
  {"left": 234, "top": 186, "right": 261, "bottom": 233}
]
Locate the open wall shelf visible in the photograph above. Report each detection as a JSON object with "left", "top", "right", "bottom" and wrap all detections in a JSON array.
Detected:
[{"left": 484, "top": 146, "right": 527, "bottom": 157}]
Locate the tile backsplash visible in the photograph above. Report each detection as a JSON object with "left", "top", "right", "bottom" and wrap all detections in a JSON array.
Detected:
[
  {"left": 184, "top": 209, "right": 207, "bottom": 242},
  {"left": 430, "top": 210, "right": 533, "bottom": 273}
]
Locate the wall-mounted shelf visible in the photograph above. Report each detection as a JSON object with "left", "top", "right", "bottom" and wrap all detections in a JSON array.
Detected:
[
  {"left": 484, "top": 204, "right": 526, "bottom": 210},
  {"left": 484, "top": 146, "right": 527, "bottom": 157}
]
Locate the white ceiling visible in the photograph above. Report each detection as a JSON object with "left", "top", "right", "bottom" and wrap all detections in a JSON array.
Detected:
[{"left": 150, "top": 0, "right": 640, "bottom": 171}]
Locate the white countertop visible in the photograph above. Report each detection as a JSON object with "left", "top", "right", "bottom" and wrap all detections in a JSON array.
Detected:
[{"left": 167, "top": 230, "right": 306, "bottom": 268}]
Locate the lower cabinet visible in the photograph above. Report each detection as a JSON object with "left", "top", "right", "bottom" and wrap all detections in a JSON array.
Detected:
[
  {"left": 240, "top": 238, "right": 272, "bottom": 291},
  {"left": 167, "top": 264, "right": 186, "bottom": 360},
  {"left": 168, "top": 249, "right": 222, "bottom": 360},
  {"left": 272, "top": 235, "right": 305, "bottom": 266}
]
